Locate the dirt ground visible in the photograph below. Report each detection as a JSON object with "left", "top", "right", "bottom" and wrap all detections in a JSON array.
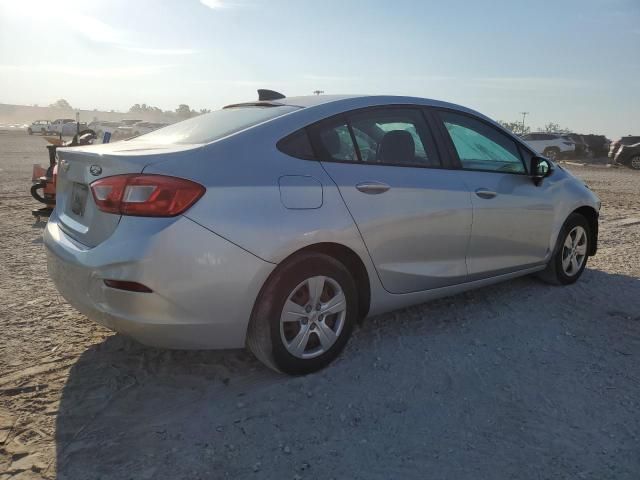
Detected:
[{"left": 1, "top": 132, "right": 639, "bottom": 480}]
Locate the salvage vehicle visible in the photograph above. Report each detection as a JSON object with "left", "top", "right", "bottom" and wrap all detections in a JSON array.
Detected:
[
  {"left": 31, "top": 129, "right": 97, "bottom": 220},
  {"left": 49, "top": 118, "right": 88, "bottom": 136},
  {"left": 609, "top": 135, "right": 640, "bottom": 170},
  {"left": 521, "top": 132, "right": 576, "bottom": 161},
  {"left": 44, "top": 91, "right": 601, "bottom": 375},
  {"left": 27, "top": 120, "right": 51, "bottom": 135},
  {"left": 89, "top": 121, "right": 121, "bottom": 140}
]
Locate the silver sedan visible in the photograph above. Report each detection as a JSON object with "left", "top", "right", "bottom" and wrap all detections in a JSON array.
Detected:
[{"left": 44, "top": 92, "right": 600, "bottom": 374}]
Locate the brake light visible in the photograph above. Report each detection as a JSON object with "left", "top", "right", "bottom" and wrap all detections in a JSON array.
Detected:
[{"left": 90, "top": 174, "right": 204, "bottom": 217}]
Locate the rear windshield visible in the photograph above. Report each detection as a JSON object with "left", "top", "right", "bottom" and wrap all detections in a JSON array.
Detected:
[{"left": 133, "top": 106, "right": 298, "bottom": 145}]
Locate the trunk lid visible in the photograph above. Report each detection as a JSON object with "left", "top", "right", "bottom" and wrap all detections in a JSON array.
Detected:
[{"left": 55, "top": 141, "right": 202, "bottom": 247}]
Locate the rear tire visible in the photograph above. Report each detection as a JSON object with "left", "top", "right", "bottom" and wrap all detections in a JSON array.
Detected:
[
  {"left": 247, "top": 252, "right": 358, "bottom": 375},
  {"left": 537, "top": 213, "right": 590, "bottom": 285},
  {"left": 629, "top": 155, "right": 640, "bottom": 170}
]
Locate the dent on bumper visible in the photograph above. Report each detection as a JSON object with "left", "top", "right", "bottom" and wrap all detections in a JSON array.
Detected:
[{"left": 44, "top": 213, "right": 275, "bottom": 349}]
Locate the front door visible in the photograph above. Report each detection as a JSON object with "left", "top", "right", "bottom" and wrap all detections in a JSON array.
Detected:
[
  {"left": 434, "top": 109, "right": 555, "bottom": 277},
  {"left": 309, "top": 107, "right": 472, "bottom": 294}
]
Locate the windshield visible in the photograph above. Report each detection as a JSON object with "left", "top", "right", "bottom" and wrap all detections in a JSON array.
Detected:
[{"left": 133, "top": 106, "right": 298, "bottom": 145}]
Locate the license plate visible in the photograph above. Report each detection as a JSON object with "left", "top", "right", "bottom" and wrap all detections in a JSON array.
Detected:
[{"left": 70, "top": 183, "right": 88, "bottom": 217}]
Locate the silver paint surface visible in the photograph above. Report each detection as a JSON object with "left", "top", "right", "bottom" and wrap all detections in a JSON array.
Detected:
[{"left": 44, "top": 95, "right": 600, "bottom": 348}]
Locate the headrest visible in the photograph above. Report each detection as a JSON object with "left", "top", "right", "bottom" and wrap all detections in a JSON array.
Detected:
[{"left": 378, "top": 130, "right": 415, "bottom": 164}]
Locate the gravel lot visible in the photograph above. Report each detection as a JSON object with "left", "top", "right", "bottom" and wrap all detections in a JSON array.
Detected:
[{"left": 1, "top": 133, "right": 639, "bottom": 480}]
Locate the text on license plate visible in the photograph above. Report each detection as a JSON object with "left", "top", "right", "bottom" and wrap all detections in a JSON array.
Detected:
[{"left": 70, "top": 183, "right": 88, "bottom": 217}]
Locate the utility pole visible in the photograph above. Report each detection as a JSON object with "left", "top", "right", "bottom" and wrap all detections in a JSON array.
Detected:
[
  {"left": 313, "top": 90, "right": 324, "bottom": 96},
  {"left": 520, "top": 111, "right": 529, "bottom": 134}
]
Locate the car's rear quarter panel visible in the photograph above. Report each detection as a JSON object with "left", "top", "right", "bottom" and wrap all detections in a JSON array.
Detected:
[{"left": 143, "top": 113, "right": 391, "bottom": 314}]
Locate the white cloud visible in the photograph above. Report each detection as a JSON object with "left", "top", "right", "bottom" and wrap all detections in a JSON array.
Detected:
[
  {"left": 200, "top": 0, "right": 229, "bottom": 8},
  {"left": 301, "top": 74, "right": 356, "bottom": 82},
  {"left": 471, "top": 76, "right": 591, "bottom": 91},
  {"left": 119, "top": 47, "right": 196, "bottom": 56},
  {"left": 0, "top": 64, "right": 175, "bottom": 78},
  {"left": 62, "top": 11, "right": 124, "bottom": 44}
]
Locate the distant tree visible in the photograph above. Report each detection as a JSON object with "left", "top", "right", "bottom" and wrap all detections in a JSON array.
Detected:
[
  {"left": 498, "top": 120, "right": 530, "bottom": 136},
  {"left": 175, "top": 104, "right": 193, "bottom": 119},
  {"left": 50, "top": 98, "right": 72, "bottom": 109},
  {"left": 129, "top": 103, "right": 164, "bottom": 114},
  {"left": 541, "top": 122, "right": 570, "bottom": 134},
  {"left": 199, "top": 108, "right": 212, "bottom": 114}
]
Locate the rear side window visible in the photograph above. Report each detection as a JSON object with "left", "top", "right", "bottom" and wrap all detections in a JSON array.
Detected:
[
  {"left": 348, "top": 108, "right": 440, "bottom": 167},
  {"left": 312, "top": 119, "right": 359, "bottom": 162},
  {"left": 277, "top": 129, "right": 316, "bottom": 160},
  {"left": 439, "top": 111, "right": 525, "bottom": 174},
  {"left": 134, "top": 106, "right": 298, "bottom": 145},
  {"left": 307, "top": 107, "right": 440, "bottom": 168}
]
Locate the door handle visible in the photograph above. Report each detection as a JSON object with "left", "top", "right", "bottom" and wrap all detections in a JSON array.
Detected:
[
  {"left": 475, "top": 188, "right": 497, "bottom": 199},
  {"left": 356, "top": 182, "right": 390, "bottom": 195}
]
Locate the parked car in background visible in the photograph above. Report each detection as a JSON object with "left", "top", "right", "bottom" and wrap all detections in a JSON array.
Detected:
[
  {"left": 89, "top": 121, "right": 122, "bottom": 140},
  {"left": 113, "top": 125, "right": 135, "bottom": 139},
  {"left": 582, "top": 134, "right": 610, "bottom": 157},
  {"left": 563, "top": 133, "right": 589, "bottom": 158},
  {"left": 49, "top": 118, "right": 88, "bottom": 136},
  {"left": 0, "top": 123, "right": 29, "bottom": 133},
  {"left": 44, "top": 93, "right": 601, "bottom": 374},
  {"left": 131, "top": 122, "right": 169, "bottom": 136},
  {"left": 27, "top": 120, "right": 51, "bottom": 135},
  {"left": 521, "top": 133, "right": 576, "bottom": 161},
  {"left": 120, "top": 119, "right": 143, "bottom": 126},
  {"left": 610, "top": 136, "right": 640, "bottom": 170}
]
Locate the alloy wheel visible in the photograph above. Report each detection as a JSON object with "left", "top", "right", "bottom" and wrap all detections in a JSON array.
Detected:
[
  {"left": 561, "top": 226, "right": 587, "bottom": 276},
  {"left": 279, "top": 276, "right": 346, "bottom": 359},
  {"left": 630, "top": 156, "right": 640, "bottom": 170}
]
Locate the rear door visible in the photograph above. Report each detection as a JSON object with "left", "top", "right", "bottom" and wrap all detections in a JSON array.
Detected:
[
  {"left": 432, "top": 109, "right": 555, "bottom": 278},
  {"left": 309, "top": 106, "right": 472, "bottom": 294}
]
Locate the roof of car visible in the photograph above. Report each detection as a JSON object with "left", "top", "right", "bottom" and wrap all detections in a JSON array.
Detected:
[{"left": 225, "top": 94, "right": 477, "bottom": 113}]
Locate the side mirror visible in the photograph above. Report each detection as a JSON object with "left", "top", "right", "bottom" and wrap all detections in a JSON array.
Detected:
[{"left": 530, "top": 156, "right": 553, "bottom": 185}]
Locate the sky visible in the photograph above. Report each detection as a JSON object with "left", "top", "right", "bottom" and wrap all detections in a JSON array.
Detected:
[{"left": 0, "top": 0, "right": 638, "bottom": 138}]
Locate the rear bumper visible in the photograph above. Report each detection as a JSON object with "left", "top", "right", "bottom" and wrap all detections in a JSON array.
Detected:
[{"left": 44, "top": 212, "right": 275, "bottom": 349}]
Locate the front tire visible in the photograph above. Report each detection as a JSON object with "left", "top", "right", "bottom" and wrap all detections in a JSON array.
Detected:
[
  {"left": 629, "top": 155, "right": 640, "bottom": 170},
  {"left": 27, "top": 128, "right": 33, "bottom": 135},
  {"left": 247, "top": 252, "right": 358, "bottom": 375},
  {"left": 538, "top": 213, "right": 590, "bottom": 285}
]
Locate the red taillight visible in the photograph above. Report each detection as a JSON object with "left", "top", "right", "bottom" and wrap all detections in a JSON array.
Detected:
[{"left": 90, "top": 174, "right": 205, "bottom": 217}]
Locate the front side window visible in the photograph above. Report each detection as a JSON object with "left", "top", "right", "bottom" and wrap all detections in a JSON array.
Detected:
[{"left": 439, "top": 111, "right": 525, "bottom": 174}]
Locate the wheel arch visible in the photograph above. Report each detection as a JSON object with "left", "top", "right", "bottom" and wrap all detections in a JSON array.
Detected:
[
  {"left": 572, "top": 206, "right": 598, "bottom": 255},
  {"left": 265, "top": 242, "right": 371, "bottom": 321}
]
